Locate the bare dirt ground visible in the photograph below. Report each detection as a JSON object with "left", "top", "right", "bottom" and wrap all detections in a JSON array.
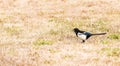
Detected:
[{"left": 0, "top": 0, "right": 120, "bottom": 66}]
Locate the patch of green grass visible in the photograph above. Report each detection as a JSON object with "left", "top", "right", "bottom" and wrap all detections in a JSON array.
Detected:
[
  {"left": 5, "top": 26, "right": 21, "bottom": 36},
  {"left": 91, "top": 20, "right": 110, "bottom": 32},
  {"left": 33, "top": 39, "right": 53, "bottom": 46},
  {"left": 49, "top": 17, "right": 85, "bottom": 28},
  {"left": 49, "top": 49, "right": 56, "bottom": 53},
  {"left": 49, "top": 17, "right": 66, "bottom": 23},
  {"left": 108, "top": 34, "right": 120, "bottom": 40},
  {"left": 44, "top": 60, "right": 51, "bottom": 64},
  {"left": 8, "top": 48, "right": 18, "bottom": 56},
  {"left": 49, "top": 29, "right": 59, "bottom": 35},
  {"left": 62, "top": 55, "right": 74, "bottom": 59},
  {"left": 100, "top": 48, "right": 120, "bottom": 57},
  {"left": 92, "top": 20, "right": 106, "bottom": 27},
  {"left": 49, "top": 49, "right": 59, "bottom": 53},
  {"left": 99, "top": 26, "right": 110, "bottom": 32},
  {"left": 97, "top": 20, "right": 106, "bottom": 25},
  {"left": 101, "top": 40, "right": 110, "bottom": 45},
  {"left": 68, "top": 20, "right": 85, "bottom": 29},
  {"left": 38, "top": 11, "right": 44, "bottom": 16},
  {"left": 44, "top": 60, "right": 56, "bottom": 65}
]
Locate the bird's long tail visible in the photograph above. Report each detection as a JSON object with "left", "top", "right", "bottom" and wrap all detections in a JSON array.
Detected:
[{"left": 91, "top": 33, "right": 106, "bottom": 35}]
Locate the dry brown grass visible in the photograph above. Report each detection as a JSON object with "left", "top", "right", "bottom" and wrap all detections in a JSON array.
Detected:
[{"left": 0, "top": 0, "right": 120, "bottom": 66}]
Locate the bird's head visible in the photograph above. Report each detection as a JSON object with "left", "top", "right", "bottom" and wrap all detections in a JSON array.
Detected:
[
  {"left": 73, "top": 28, "right": 80, "bottom": 33},
  {"left": 73, "top": 28, "right": 85, "bottom": 33}
]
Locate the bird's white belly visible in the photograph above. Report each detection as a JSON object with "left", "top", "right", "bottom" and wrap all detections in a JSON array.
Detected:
[{"left": 77, "top": 33, "right": 86, "bottom": 40}]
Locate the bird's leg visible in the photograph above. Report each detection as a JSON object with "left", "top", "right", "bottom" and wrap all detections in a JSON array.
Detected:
[{"left": 81, "top": 40, "right": 85, "bottom": 43}]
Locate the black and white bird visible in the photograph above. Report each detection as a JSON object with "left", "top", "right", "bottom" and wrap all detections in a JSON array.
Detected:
[{"left": 73, "top": 28, "right": 106, "bottom": 43}]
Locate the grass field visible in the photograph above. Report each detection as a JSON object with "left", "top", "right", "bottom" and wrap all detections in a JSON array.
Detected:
[{"left": 0, "top": 0, "right": 120, "bottom": 66}]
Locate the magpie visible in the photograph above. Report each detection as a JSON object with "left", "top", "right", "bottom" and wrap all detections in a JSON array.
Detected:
[{"left": 73, "top": 28, "right": 106, "bottom": 43}]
